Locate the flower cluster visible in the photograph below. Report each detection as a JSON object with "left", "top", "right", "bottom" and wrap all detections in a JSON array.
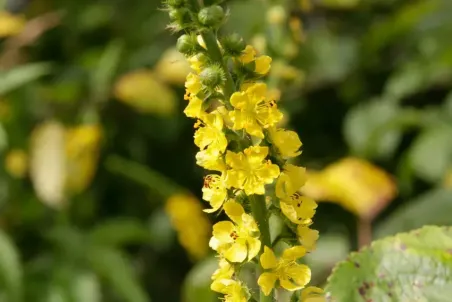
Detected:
[{"left": 164, "top": 0, "right": 323, "bottom": 300}]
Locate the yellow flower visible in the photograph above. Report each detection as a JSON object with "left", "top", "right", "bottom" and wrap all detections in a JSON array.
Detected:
[
  {"left": 209, "top": 200, "right": 261, "bottom": 263},
  {"left": 0, "top": 11, "right": 25, "bottom": 37},
  {"left": 239, "top": 45, "right": 272, "bottom": 75},
  {"left": 212, "top": 258, "right": 234, "bottom": 281},
  {"left": 196, "top": 150, "right": 226, "bottom": 172},
  {"left": 211, "top": 279, "right": 248, "bottom": 302},
  {"left": 185, "top": 72, "right": 202, "bottom": 97},
  {"left": 153, "top": 47, "right": 191, "bottom": 85},
  {"left": 114, "top": 70, "right": 176, "bottom": 115},
  {"left": 276, "top": 164, "right": 307, "bottom": 199},
  {"left": 229, "top": 83, "right": 283, "bottom": 138},
  {"left": 300, "top": 286, "right": 326, "bottom": 302},
  {"left": 225, "top": 146, "right": 280, "bottom": 195},
  {"left": 239, "top": 45, "right": 256, "bottom": 64},
  {"left": 269, "top": 127, "right": 302, "bottom": 158},
  {"left": 255, "top": 56, "right": 272, "bottom": 75},
  {"left": 280, "top": 193, "right": 317, "bottom": 225},
  {"left": 258, "top": 246, "right": 311, "bottom": 296},
  {"left": 301, "top": 157, "right": 396, "bottom": 219},
  {"left": 184, "top": 96, "right": 204, "bottom": 119},
  {"left": 165, "top": 194, "right": 211, "bottom": 260},
  {"left": 194, "top": 112, "right": 227, "bottom": 154},
  {"left": 297, "top": 226, "right": 319, "bottom": 252},
  {"left": 202, "top": 174, "right": 228, "bottom": 212},
  {"left": 187, "top": 54, "right": 205, "bottom": 74},
  {"left": 5, "top": 149, "right": 27, "bottom": 178}
]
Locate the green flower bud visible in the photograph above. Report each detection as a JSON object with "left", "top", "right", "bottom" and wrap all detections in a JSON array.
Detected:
[
  {"left": 199, "top": 66, "right": 225, "bottom": 89},
  {"left": 198, "top": 5, "right": 224, "bottom": 27},
  {"left": 166, "top": 0, "right": 185, "bottom": 8},
  {"left": 221, "top": 33, "right": 246, "bottom": 56},
  {"left": 176, "top": 34, "right": 199, "bottom": 55},
  {"left": 169, "top": 7, "right": 191, "bottom": 26}
]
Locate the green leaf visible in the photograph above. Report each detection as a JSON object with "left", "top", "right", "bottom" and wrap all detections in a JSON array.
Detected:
[
  {"left": 343, "top": 100, "right": 402, "bottom": 159},
  {"left": 376, "top": 188, "right": 452, "bottom": 238},
  {"left": 86, "top": 246, "right": 149, "bottom": 302},
  {"left": 88, "top": 218, "right": 150, "bottom": 247},
  {"left": 183, "top": 257, "right": 217, "bottom": 302},
  {"left": 70, "top": 272, "right": 101, "bottom": 302},
  {"left": 0, "top": 230, "right": 22, "bottom": 302},
  {"left": 408, "top": 126, "right": 452, "bottom": 182},
  {"left": 326, "top": 226, "right": 452, "bottom": 302},
  {"left": 90, "top": 40, "right": 123, "bottom": 103},
  {"left": 0, "top": 63, "right": 52, "bottom": 95}
]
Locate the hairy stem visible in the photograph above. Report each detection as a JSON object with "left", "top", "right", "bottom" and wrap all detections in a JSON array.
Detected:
[{"left": 250, "top": 195, "right": 274, "bottom": 302}]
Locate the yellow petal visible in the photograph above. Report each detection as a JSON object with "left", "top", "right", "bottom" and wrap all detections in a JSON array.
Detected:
[
  {"left": 0, "top": 11, "right": 25, "bottom": 37},
  {"left": 223, "top": 200, "right": 245, "bottom": 224},
  {"left": 286, "top": 264, "right": 311, "bottom": 288},
  {"left": 246, "top": 82, "right": 268, "bottom": 100},
  {"left": 255, "top": 55, "right": 272, "bottom": 75},
  {"left": 260, "top": 246, "right": 278, "bottom": 269},
  {"left": 244, "top": 146, "right": 269, "bottom": 164},
  {"left": 279, "top": 277, "right": 304, "bottom": 292},
  {"left": 184, "top": 96, "right": 204, "bottom": 119},
  {"left": 224, "top": 239, "right": 248, "bottom": 263},
  {"left": 297, "top": 226, "right": 319, "bottom": 251},
  {"left": 269, "top": 128, "right": 302, "bottom": 158},
  {"left": 239, "top": 45, "right": 256, "bottom": 64},
  {"left": 247, "top": 237, "right": 261, "bottom": 261},
  {"left": 275, "top": 164, "right": 307, "bottom": 199},
  {"left": 212, "top": 221, "right": 235, "bottom": 244},
  {"left": 257, "top": 272, "right": 278, "bottom": 296},
  {"left": 301, "top": 286, "right": 325, "bottom": 302},
  {"left": 230, "top": 91, "right": 249, "bottom": 109},
  {"left": 282, "top": 245, "right": 306, "bottom": 262}
]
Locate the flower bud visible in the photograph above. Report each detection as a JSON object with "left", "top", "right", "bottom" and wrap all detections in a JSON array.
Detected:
[
  {"left": 199, "top": 66, "right": 225, "bottom": 89},
  {"left": 221, "top": 33, "right": 246, "bottom": 56},
  {"left": 166, "top": 0, "right": 185, "bottom": 8},
  {"left": 176, "top": 34, "right": 199, "bottom": 55},
  {"left": 169, "top": 7, "right": 191, "bottom": 26},
  {"left": 198, "top": 5, "right": 224, "bottom": 27}
]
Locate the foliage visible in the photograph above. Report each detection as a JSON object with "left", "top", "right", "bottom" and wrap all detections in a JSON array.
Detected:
[{"left": 0, "top": 0, "right": 451, "bottom": 301}]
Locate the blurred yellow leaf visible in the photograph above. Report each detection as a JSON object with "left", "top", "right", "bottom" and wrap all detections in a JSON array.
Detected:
[
  {"left": 4, "top": 149, "right": 27, "bottom": 178},
  {"left": 154, "top": 47, "right": 191, "bottom": 85},
  {"left": 165, "top": 194, "right": 211, "bottom": 261},
  {"left": 65, "top": 124, "right": 102, "bottom": 194},
  {"left": 0, "top": 11, "right": 25, "bottom": 38},
  {"left": 30, "top": 121, "right": 66, "bottom": 208},
  {"left": 114, "top": 69, "right": 177, "bottom": 115},
  {"left": 301, "top": 158, "right": 397, "bottom": 220},
  {"left": 443, "top": 170, "right": 452, "bottom": 189}
]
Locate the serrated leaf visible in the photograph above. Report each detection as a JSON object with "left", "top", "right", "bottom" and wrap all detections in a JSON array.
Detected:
[
  {"left": 0, "top": 230, "right": 22, "bottom": 302},
  {"left": 343, "top": 100, "right": 401, "bottom": 159},
  {"left": 0, "top": 63, "right": 52, "bottom": 95},
  {"left": 376, "top": 188, "right": 452, "bottom": 238},
  {"left": 88, "top": 218, "right": 150, "bottom": 247},
  {"left": 409, "top": 126, "right": 452, "bottom": 182},
  {"left": 326, "top": 226, "right": 452, "bottom": 302},
  {"left": 183, "top": 257, "right": 217, "bottom": 302},
  {"left": 86, "top": 246, "right": 149, "bottom": 302}
]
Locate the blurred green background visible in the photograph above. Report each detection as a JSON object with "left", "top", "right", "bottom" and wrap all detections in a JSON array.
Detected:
[{"left": 0, "top": 0, "right": 451, "bottom": 301}]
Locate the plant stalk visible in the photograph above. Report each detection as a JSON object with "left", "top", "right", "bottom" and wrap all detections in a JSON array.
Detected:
[{"left": 250, "top": 195, "right": 274, "bottom": 302}]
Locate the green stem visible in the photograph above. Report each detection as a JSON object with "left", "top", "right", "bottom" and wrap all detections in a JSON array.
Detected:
[{"left": 249, "top": 195, "right": 274, "bottom": 302}]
